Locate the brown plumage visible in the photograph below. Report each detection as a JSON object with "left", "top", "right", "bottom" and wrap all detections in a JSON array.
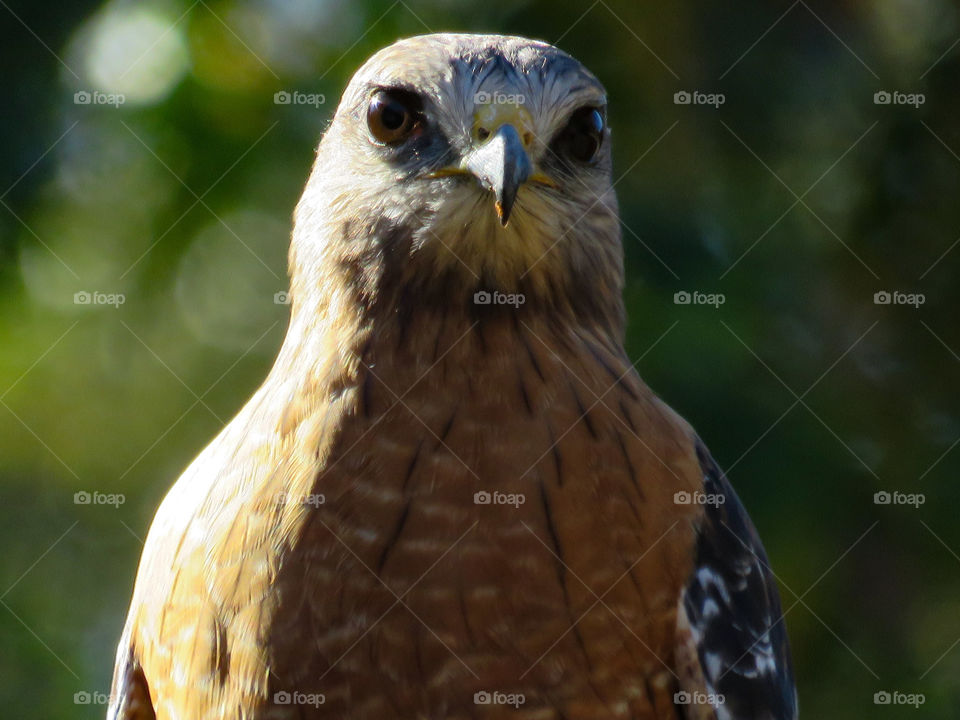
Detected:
[{"left": 109, "top": 34, "right": 796, "bottom": 720}]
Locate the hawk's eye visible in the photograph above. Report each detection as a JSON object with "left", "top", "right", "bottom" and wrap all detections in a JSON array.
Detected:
[
  {"left": 367, "top": 89, "right": 422, "bottom": 144},
  {"left": 556, "top": 106, "right": 605, "bottom": 163}
]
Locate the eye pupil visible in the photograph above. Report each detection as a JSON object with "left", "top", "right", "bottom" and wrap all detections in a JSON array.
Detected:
[
  {"left": 367, "top": 90, "right": 422, "bottom": 144},
  {"left": 557, "top": 106, "right": 605, "bottom": 163},
  {"left": 380, "top": 103, "right": 406, "bottom": 130},
  {"left": 571, "top": 134, "right": 598, "bottom": 161}
]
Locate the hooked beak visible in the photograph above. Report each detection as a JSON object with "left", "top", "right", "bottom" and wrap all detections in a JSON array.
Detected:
[{"left": 464, "top": 124, "right": 531, "bottom": 226}]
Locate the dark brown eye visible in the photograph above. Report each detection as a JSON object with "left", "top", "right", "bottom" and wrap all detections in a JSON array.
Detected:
[
  {"left": 367, "top": 89, "right": 422, "bottom": 144},
  {"left": 557, "top": 106, "right": 605, "bottom": 163}
]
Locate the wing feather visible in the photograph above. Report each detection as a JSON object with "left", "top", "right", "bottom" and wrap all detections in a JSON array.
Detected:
[{"left": 677, "top": 441, "right": 797, "bottom": 720}]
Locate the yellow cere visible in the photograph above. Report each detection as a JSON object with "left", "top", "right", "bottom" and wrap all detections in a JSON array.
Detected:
[{"left": 472, "top": 101, "right": 536, "bottom": 148}]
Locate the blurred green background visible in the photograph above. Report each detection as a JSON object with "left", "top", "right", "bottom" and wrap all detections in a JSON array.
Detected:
[{"left": 2, "top": 0, "right": 959, "bottom": 717}]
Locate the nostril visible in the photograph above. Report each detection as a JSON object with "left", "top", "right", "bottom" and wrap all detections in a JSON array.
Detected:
[
  {"left": 522, "top": 132, "right": 533, "bottom": 148},
  {"left": 477, "top": 127, "right": 490, "bottom": 141}
]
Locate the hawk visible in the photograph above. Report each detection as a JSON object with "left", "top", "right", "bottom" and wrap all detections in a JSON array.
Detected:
[{"left": 109, "top": 34, "right": 797, "bottom": 720}]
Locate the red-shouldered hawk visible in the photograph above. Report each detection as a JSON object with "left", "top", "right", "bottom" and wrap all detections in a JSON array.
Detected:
[{"left": 109, "top": 33, "right": 796, "bottom": 720}]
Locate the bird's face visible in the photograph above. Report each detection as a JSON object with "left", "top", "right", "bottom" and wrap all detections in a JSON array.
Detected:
[{"left": 295, "top": 34, "right": 623, "bottom": 328}]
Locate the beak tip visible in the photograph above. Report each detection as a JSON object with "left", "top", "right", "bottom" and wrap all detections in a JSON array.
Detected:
[
  {"left": 494, "top": 200, "right": 512, "bottom": 227},
  {"left": 466, "top": 124, "right": 529, "bottom": 229},
  {"left": 493, "top": 200, "right": 510, "bottom": 227}
]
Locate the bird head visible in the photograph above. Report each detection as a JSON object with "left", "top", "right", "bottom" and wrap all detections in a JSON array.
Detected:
[{"left": 290, "top": 34, "right": 623, "bottom": 335}]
